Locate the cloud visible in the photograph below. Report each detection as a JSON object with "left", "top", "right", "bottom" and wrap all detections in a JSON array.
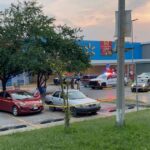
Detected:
[
  {"left": 126, "top": 0, "right": 149, "bottom": 9},
  {"left": 41, "top": 0, "right": 117, "bottom": 28},
  {"left": 0, "top": 0, "right": 149, "bottom": 42}
]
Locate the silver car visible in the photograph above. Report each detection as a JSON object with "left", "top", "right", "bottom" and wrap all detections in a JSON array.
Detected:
[
  {"left": 45, "top": 89, "right": 101, "bottom": 116},
  {"left": 131, "top": 78, "right": 150, "bottom": 92}
]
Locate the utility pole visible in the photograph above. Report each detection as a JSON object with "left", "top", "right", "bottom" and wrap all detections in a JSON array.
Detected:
[{"left": 116, "top": 0, "right": 125, "bottom": 126}]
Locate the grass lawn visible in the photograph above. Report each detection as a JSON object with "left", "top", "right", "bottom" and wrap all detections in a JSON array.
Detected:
[{"left": 1, "top": 110, "right": 150, "bottom": 150}]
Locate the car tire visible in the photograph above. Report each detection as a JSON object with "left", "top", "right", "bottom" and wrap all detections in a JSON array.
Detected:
[
  {"left": 101, "top": 82, "right": 106, "bottom": 88},
  {"left": 92, "top": 111, "right": 97, "bottom": 115},
  {"left": 70, "top": 107, "right": 78, "bottom": 117},
  {"left": 99, "top": 84, "right": 103, "bottom": 90},
  {"left": 12, "top": 106, "right": 19, "bottom": 116},
  {"left": 49, "top": 102, "right": 56, "bottom": 111}
]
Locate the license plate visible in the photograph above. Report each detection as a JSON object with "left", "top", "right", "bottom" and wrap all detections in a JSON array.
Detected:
[{"left": 33, "top": 106, "right": 38, "bottom": 110}]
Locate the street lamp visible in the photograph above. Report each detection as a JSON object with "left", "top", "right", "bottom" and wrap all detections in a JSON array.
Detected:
[
  {"left": 131, "top": 18, "right": 138, "bottom": 66},
  {"left": 131, "top": 18, "right": 139, "bottom": 111}
]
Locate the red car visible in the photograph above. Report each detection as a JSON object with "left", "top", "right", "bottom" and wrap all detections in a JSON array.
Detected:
[{"left": 0, "top": 90, "right": 44, "bottom": 116}]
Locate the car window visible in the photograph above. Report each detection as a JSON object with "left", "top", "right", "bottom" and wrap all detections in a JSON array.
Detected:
[
  {"left": 4, "top": 93, "right": 11, "bottom": 99},
  {"left": 53, "top": 91, "right": 60, "bottom": 97},
  {"left": 68, "top": 91, "right": 86, "bottom": 100},
  {"left": 0, "top": 92, "right": 11, "bottom": 99},
  {"left": 0, "top": 92, "right": 4, "bottom": 98},
  {"left": 11, "top": 91, "right": 33, "bottom": 100}
]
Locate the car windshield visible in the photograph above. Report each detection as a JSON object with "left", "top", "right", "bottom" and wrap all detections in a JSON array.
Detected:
[
  {"left": 68, "top": 91, "right": 86, "bottom": 100},
  {"left": 136, "top": 79, "right": 147, "bottom": 84},
  {"left": 97, "top": 74, "right": 107, "bottom": 79},
  {"left": 11, "top": 91, "right": 34, "bottom": 100},
  {"left": 140, "top": 73, "right": 150, "bottom": 76}
]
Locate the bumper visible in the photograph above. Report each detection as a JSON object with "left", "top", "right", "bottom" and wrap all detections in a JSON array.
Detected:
[
  {"left": 131, "top": 87, "right": 148, "bottom": 92},
  {"left": 18, "top": 105, "right": 44, "bottom": 114},
  {"left": 75, "top": 106, "right": 101, "bottom": 114}
]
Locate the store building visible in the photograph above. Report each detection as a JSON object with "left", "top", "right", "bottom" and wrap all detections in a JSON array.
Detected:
[{"left": 79, "top": 40, "right": 144, "bottom": 79}]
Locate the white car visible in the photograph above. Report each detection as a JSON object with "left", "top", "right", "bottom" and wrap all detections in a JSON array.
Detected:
[
  {"left": 45, "top": 89, "right": 101, "bottom": 116},
  {"left": 89, "top": 73, "right": 128, "bottom": 89},
  {"left": 137, "top": 73, "right": 150, "bottom": 79},
  {"left": 131, "top": 78, "right": 150, "bottom": 92}
]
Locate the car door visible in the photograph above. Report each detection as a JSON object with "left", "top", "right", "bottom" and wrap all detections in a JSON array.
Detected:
[
  {"left": 107, "top": 76, "right": 113, "bottom": 86},
  {"left": 147, "top": 79, "right": 150, "bottom": 90},
  {"left": 3, "top": 92, "right": 13, "bottom": 112},
  {"left": 52, "top": 91, "right": 62, "bottom": 106},
  {"left": 0, "top": 92, "right": 13, "bottom": 112},
  {"left": 0, "top": 92, "right": 5, "bottom": 110}
]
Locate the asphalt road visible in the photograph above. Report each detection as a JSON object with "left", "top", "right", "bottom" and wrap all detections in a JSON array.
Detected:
[
  {"left": 0, "top": 84, "right": 149, "bottom": 134},
  {"left": 80, "top": 86, "right": 150, "bottom": 104}
]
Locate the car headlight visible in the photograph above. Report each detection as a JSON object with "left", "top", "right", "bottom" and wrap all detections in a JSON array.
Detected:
[
  {"left": 19, "top": 102, "right": 26, "bottom": 107},
  {"left": 39, "top": 100, "right": 43, "bottom": 104},
  {"left": 142, "top": 84, "right": 146, "bottom": 87},
  {"left": 131, "top": 84, "right": 134, "bottom": 87}
]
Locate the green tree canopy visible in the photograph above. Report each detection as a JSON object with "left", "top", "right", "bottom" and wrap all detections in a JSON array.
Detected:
[{"left": 0, "top": 1, "right": 54, "bottom": 91}]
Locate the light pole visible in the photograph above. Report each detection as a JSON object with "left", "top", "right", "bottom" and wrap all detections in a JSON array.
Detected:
[
  {"left": 116, "top": 0, "right": 125, "bottom": 126},
  {"left": 131, "top": 18, "right": 139, "bottom": 111},
  {"left": 131, "top": 19, "right": 138, "bottom": 65}
]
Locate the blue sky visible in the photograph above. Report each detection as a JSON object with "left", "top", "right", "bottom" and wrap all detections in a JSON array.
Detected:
[{"left": 0, "top": 0, "right": 150, "bottom": 42}]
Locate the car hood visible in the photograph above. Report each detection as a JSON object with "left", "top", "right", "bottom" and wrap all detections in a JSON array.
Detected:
[
  {"left": 90, "top": 78, "right": 101, "bottom": 81},
  {"left": 15, "top": 98, "right": 41, "bottom": 104},
  {"left": 133, "top": 83, "right": 146, "bottom": 86},
  {"left": 68, "top": 97, "right": 98, "bottom": 105}
]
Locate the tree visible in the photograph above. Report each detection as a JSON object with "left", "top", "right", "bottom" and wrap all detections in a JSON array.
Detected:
[
  {"left": 0, "top": 1, "right": 54, "bottom": 91},
  {"left": 45, "top": 25, "right": 90, "bottom": 129}
]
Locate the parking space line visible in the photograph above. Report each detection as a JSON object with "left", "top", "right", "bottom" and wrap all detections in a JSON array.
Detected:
[
  {"left": 10, "top": 116, "right": 42, "bottom": 129},
  {"left": 97, "top": 98, "right": 115, "bottom": 102}
]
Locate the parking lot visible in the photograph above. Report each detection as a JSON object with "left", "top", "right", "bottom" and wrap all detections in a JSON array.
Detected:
[{"left": 0, "top": 84, "right": 150, "bottom": 134}]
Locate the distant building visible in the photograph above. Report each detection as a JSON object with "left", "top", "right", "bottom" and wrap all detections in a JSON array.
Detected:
[
  {"left": 0, "top": 72, "right": 29, "bottom": 88},
  {"left": 79, "top": 40, "right": 150, "bottom": 81}
]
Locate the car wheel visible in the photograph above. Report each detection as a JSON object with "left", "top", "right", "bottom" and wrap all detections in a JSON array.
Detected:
[
  {"left": 49, "top": 102, "right": 56, "bottom": 111},
  {"left": 92, "top": 111, "right": 97, "bottom": 115},
  {"left": 12, "top": 106, "right": 19, "bottom": 116},
  {"left": 99, "top": 84, "right": 103, "bottom": 90},
  {"left": 101, "top": 82, "right": 106, "bottom": 88},
  {"left": 91, "top": 87, "right": 95, "bottom": 89},
  {"left": 70, "top": 107, "right": 78, "bottom": 117}
]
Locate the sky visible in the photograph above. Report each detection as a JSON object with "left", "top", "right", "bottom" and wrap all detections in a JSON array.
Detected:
[{"left": 0, "top": 0, "right": 150, "bottom": 42}]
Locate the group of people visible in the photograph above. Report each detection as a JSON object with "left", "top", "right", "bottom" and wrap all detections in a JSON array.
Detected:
[{"left": 70, "top": 78, "right": 80, "bottom": 90}]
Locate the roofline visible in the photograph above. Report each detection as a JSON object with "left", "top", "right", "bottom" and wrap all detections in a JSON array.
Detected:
[
  {"left": 142, "top": 42, "right": 150, "bottom": 45},
  {"left": 91, "top": 59, "right": 150, "bottom": 65}
]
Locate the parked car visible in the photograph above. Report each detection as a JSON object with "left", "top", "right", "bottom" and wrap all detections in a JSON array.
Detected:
[
  {"left": 138, "top": 72, "right": 150, "bottom": 78},
  {"left": 89, "top": 72, "right": 128, "bottom": 89},
  {"left": 0, "top": 90, "right": 44, "bottom": 116},
  {"left": 81, "top": 74, "right": 98, "bottom": 87},
  {"left": 45, "top": 89, "right": 101, "bottom": 116},
  {"left": 131, "top": 78, "right": 150, "bottom": 92}
]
